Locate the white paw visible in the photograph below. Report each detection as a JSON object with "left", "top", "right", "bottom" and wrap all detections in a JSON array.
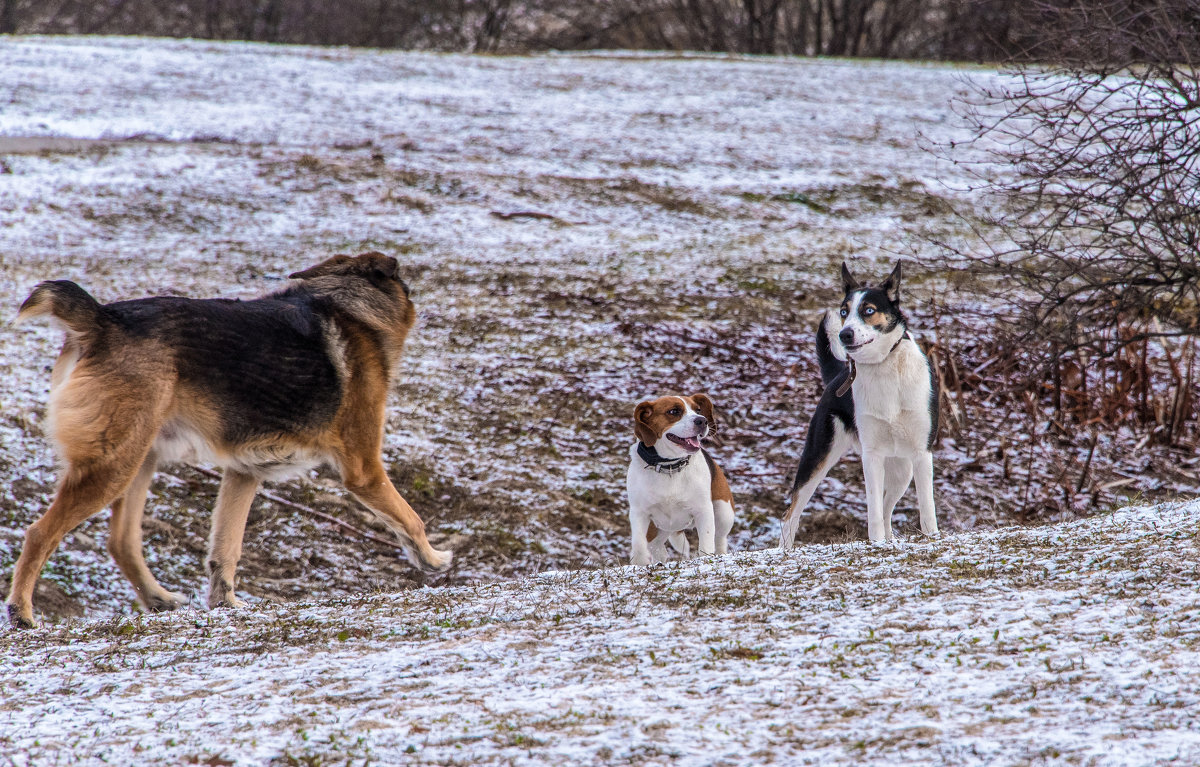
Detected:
[
  {"left": 208, "top": 592, "right": 249, "bottom": 610},
  {"left": 145, "top": 590, "right": 189, "bottom": 613}
]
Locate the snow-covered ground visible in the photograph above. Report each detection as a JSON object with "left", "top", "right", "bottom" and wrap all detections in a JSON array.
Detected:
[
  {"left": 2, "top": 33, "right": 1200, "bottom": 715},
  {"left": 1, "top": 35, "right": 1198, "bottom": 766},
  {"left": 1, "top": 36, "right": 1032, "bottom": 621},
  {"left": 3, "top": 500, "right": 1199, "bottom": 765}
]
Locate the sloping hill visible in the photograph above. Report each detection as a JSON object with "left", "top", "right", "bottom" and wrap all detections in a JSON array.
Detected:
[
  {"left": 3, "top": 501, "right": 1198, "bottom": 765},
  {"left": 0, "top": 37, "right": 1011, "bottom": 621},
  {"left": 1, "top": 38, "right": 1197, "bottom": 765},
  {"left": 3, "top": 37, "right": 1195, "bottom": 628}
]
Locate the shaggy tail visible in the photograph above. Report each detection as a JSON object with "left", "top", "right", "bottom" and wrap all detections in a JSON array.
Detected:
[
  {"left": 16, "top": 281, "right": 106, "bottom": 334},
  {"left": 815, "top": 310, "right": 848, "bottom": 388}
]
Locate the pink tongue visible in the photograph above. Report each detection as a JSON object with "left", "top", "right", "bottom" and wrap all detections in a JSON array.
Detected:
[{"left": 668, "top": 433, "right": 701, "bottom": 451}]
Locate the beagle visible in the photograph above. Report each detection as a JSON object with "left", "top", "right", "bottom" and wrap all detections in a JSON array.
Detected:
[{"left": 626, "top": 394, "right": 735, "bottom": 565}]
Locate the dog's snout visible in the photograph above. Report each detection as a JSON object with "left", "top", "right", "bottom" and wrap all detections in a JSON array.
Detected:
[
  {"left": 693, "top": 415, "right": 708, "bottom": 429},
  {"left": 838, "top": 328, "right": 855, "bottom": 345}
]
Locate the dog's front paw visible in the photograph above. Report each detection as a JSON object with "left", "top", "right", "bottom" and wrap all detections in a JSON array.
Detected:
[
  {"left": 778, "top": 522, "right": 801, "bottom": 550},
  {"left": 208, "top": 585, "right": 246, "bottom": 610},
  {"left": 629, "top": 550, "right": 652, "bottom": 566},
  {"left": 210, "top": 594, "right": 249, "bottom": 610},
  {"left": 144, "top": 589, "right": 189, "bottom": 613},
  {"left": 416, "top": 546, "right": 453, "bottom": 574},
  {"left": 6, "top": 602, "right": 36, "bottom": 630},
  {"left": 207, "top": 577, "right": 249, "bottom": 609}
]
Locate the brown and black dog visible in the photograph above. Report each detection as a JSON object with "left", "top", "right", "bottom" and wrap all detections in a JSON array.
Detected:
[{"left": 6, "top": 252, "right": 451, "bottom": 629}]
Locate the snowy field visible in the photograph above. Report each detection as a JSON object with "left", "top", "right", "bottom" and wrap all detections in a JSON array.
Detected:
[
  {"left": 3, "top": 500, "right": 1199, "bottom": 765},
  {"left": 0, "top": 36, "right": 1047, "bottom": 624},
  {"left": 1, "top": 34, "right": 1199, "bottom": 767}
]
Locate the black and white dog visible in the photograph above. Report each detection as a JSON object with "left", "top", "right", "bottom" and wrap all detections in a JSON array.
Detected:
[{"left": 779, "top": 261, "right": 940, "bottom": 547}]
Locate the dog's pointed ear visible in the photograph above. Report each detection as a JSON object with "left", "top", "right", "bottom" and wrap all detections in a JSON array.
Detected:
[
  {"left": 358, "top": 251, "right": 399, "bottom": 281},
  {"left": 634, "top": 401, "right": 657, "bottom": 446},
  {"left": 881, "top": 261, "right": 902, "bottom": 304},
  {"left": 365, "top": 253, "right": 411, "bottom": 296},
  {"left": 841, "top": 262, "right": 861, "bottom": 294},
  {"left": 373, "top": 256, "right": 400, "bottom": 281},
  {"left": 689, "top": 393, "right": 716, "bottom": 425},
  {"left": 289, "top": 254, "right": 352, "bottom": 280}
]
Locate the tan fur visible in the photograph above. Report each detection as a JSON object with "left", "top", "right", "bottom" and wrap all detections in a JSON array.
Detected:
[
  {"left": 634, "top": 396, "right": 690, "bottom": 443},
  {"left": 14, "top": 291, "right": 49, "bottom": 324},
  {"left": 709, "top": 461, "right": 733, "bottom": 504},
  {"left": 862, "top": 303, "right": 890, "bottom": 330},
  {"left": 840, "top": 298, "right": 890, "bottom": 331},
  {"left": 6, "top": 252, "right": 450, "bottom": 629}
]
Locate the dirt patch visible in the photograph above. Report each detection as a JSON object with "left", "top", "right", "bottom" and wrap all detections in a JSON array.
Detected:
[
  {"left": 0, "top": 575, "right": 85, "bottom": 623},
  {"left": 0, "top": 136, "right": 119, "bottom": 154},
  {"left": 0, "top": 135, "right": 237, "bottom": 156}
]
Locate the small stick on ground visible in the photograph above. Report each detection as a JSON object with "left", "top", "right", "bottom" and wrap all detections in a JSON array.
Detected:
[
  {"left": 490, "top": 210, "right": 581, "bottom": 225},
  {"left": 188, "top": 467, "right": 408, "bottom": 553}
]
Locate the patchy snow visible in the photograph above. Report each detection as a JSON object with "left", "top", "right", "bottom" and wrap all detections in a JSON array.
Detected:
[
  {"left": 2, "top": 500, "right": 1199, "bottom": 765},
  {"left": 0, "top": 36, "right": 1021, "bottom": 621},
  {"left": 0, "top": 38, "right": 977, "bottom": 192},
  {"left": 0, "top": 34, "right": 1195, "bottom": 662}
]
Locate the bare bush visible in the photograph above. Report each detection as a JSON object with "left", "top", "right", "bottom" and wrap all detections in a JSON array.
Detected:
[
  {"left": 8, "top": 0, "right": 1038, "bottom": 59},
  {"left": 940, "top": 0, "right": 1199, "bottom": 447}
]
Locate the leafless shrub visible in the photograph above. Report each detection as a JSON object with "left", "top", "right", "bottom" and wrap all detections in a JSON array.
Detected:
[
  {"left": 8, "top": 0, "right": 1041, "bottom": 60},
  {"left": 940, "top": 0, "right": 1199, "bottom": 447}
]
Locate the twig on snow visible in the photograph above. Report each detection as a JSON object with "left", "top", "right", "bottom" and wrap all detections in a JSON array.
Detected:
[
  {"left": 489, "top": 210, "right": 582, "bottom": 225},
  {"left": 188, "top": 466, "right": 408, "bottom": 553}
]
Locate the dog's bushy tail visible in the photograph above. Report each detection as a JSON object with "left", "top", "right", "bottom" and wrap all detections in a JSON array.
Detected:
[
  {"left": 815, "top": 310, "right": 848, "bottom": 388},
  {"left": 17, "top": 281, "right": 106, "bottom": 335}
]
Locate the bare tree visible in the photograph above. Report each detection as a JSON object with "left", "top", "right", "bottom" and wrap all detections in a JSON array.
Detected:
[
  {"left": 12, "top": 0, "right": 1041, "bottom": 59},
  {"left": 0, "top": 0, "right": 18, "bottom": 33},
  {"left": 944, "top": 0, "right": 1199, "bottom": 441}
]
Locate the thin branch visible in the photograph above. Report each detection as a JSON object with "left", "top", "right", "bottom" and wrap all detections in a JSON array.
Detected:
[{"left": 189, "top": 466, "right": 409, "bottom": 554}]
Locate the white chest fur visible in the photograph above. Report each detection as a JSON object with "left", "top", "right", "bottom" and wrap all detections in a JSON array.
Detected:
[
  {"left": 852, "top": 341, "right": 933, "bottom": 456},
  {"left": 626, "top": 446, "right": 713, "bottom": 532}
]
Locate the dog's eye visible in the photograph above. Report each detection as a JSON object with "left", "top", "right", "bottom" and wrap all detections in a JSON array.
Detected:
[
  {"left": 839, "top": 308, "right": 848, "bottom": 318},
  {"left": 864, "top": 306, "right": 875, "bottom": 315},
  {"left": 668, "top": 408, "right": 681, "bottom": 416}
]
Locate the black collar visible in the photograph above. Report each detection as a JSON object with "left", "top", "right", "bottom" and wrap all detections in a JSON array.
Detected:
[
  {"left": 637, "top": 442, "right": 692, "bottom": 475},
  {"left": 835, "top": 331, "right": 911, "bottom": 398}
]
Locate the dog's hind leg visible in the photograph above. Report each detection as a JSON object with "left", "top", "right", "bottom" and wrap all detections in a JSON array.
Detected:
[
  {"left": 206, "top": 469, "right": 260, "bottom": 609},
  {"left": 647, "top": 529, "right": 689, "bottom": 561},
  {"left": 713, "top": 501, "right": 733, "bottom": 555},
  {"left": 912, "top": 450, "right": 939, "bottom": 537},
  {"left": 779, "top": 420, "right": 855, "bottom": 549},
  {"left": 7, "top": 470, "right": 129, "bottom": 628},
  {"left": 7, "top": 379, "right": 168, "bottom": 629},
  {"left": 341, "top": 460, "right": 453, "bottom": 573},
  {"left": 667, "top": 532, "right": 690, "bottom": 558},
  {"left": 881, "top": 457, "right": 913, "bottom": 542},
  {"left": 108, "top": 452, "right": 188, "bottom": 613}
]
